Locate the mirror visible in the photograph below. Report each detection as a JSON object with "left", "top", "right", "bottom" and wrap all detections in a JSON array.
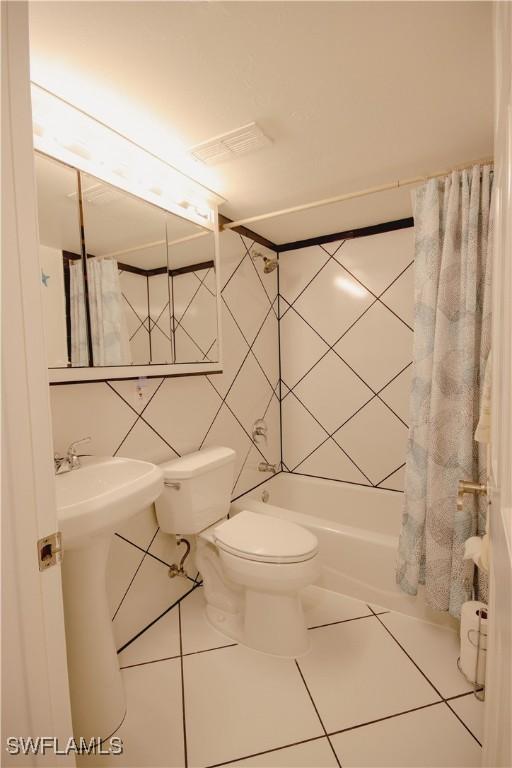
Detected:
[
  {"left": 34, "top": 153, "right": 89, "bottom": 368},
  {"left": 35, "top": 152, "right": 221, "bottom": 378},
  {"left": 80, "top": 171, "right": 173, "bottom": 366},
  {"left": 167, "top": 218, "right": 218, "bottom": 364}
]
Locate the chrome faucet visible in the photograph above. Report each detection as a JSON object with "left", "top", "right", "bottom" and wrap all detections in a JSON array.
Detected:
[{"left": 54, "top": 437, "right": 92, "bottom": 474}]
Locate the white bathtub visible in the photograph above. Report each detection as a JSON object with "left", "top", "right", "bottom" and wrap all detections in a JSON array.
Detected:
[{"left": 231, "top": 473, "right": 456, "bottom": 628}]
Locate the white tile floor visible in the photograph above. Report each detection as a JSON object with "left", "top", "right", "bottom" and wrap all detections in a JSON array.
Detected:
[{"left": 86, "top": 585, "right": 483, "bottom": 768}]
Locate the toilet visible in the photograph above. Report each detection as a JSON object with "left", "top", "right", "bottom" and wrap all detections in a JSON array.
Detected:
[{"left": 155, "top": 446, "right": 319, "bottom": 657}]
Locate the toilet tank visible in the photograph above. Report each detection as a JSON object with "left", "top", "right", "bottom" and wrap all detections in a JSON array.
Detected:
[{"left": 155, "top": 447, "right": 236, "bottom": 535}]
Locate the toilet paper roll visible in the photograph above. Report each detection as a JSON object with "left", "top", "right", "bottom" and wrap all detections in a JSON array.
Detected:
[{"left": 459, "top": 600, "right": 488, "bottom": 685}]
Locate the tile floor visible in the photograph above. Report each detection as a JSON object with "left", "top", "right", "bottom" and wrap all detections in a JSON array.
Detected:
[{"left": 86, "top": 585, "right": 484, "bottom": 768}]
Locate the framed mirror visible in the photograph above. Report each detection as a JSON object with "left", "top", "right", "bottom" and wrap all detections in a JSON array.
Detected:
[
  {"left": 34, "top": 152, "right": 222, "bottom": 382},
  {"left": 167, "top": 217, "right": 218, "bottom": 364},
  {"left": 34, "top": 153, "right": 89, "bottom": 368},
  {"left": 80, "top": 171, "right": 172, "bottom": 367}
]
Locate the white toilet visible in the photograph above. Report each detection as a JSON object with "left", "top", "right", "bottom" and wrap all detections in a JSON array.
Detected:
[{"left": 155, "top": 446, "right": 319, "bottom": 657}]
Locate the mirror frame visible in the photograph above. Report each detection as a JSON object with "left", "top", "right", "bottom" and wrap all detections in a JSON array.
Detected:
[{"left": 37, "top": 154, "right": 223, "bottom": 383}]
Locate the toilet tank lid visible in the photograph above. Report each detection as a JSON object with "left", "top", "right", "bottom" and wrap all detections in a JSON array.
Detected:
[{"left": 160, "top": 447, "right": 236, "bottom": 480}]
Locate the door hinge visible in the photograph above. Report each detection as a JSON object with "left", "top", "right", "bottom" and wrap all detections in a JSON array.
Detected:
[{"left": 37, "top": 532, "right": 62, "bottom": 571}]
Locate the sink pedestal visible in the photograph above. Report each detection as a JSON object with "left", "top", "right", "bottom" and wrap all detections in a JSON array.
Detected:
[
  {"left": 61, "top": 535, "right": 125, "bottom": 741},
  {"left": 56, "top": 456, "right": 163, "bottom": 740}
]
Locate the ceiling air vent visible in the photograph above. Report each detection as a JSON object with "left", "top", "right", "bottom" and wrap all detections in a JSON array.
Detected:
[{"left": 189, "top": 122, "right": 272, "bottom": 166}]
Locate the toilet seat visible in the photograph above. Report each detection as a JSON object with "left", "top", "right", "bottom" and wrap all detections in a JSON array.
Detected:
[{"left": 213, "top": 510, "right": 318, "bottom": 564}]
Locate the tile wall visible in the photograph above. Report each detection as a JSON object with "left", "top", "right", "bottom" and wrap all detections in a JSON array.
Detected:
[
  {"left": 49, "top": 231, "right": 280, "bottom": 649},
  {"left": 172, "top": 266, "right": 218, "bottom": 363},
  {"left": 279, "top": 227, "right": 414, "bottom": 491}
]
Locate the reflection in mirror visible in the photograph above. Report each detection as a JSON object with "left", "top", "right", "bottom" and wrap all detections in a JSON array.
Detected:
[
  {"left": 34, "top": 153, "right": 88, "bottom": 368},
  {"left": 80, "top": 172, "right": 173, "bottom": 366},
  {"left": 166, "top": 219, "right": 218, "bottom": 364}
]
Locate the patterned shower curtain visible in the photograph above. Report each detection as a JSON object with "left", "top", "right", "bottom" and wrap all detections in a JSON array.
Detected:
[
  {"left": 87, "top": 257, "right": 132, "bottom": 366},
  {"left": 396, "top": 165, "right": 493, "bottom": 617},
  {"left": 69, "top": 261, "right": 89, "bottom": 367}
]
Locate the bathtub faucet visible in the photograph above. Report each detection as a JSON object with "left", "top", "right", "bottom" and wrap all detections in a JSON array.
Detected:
[{"left": 258, "top": 461, "right": 279, "bottom": 474}]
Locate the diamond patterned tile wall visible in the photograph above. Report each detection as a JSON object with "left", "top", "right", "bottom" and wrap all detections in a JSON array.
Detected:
[
  {"left": 49, "top": 231, "right": 281, "bottom": 649},
  {"left": 172, "top": 267, "right": 218, "bottom": 363},
  {"left": 279, "top": 226, "right": 414, "bottom": 491}
]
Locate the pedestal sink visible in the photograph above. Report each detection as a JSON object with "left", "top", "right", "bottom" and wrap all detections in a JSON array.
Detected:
[{"left": 56, "top": 456, "right": 163, "bottom": 741}]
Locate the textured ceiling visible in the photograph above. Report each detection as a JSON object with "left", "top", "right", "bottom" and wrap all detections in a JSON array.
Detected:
[{"left": 29, "top": 1, "right": 494, "bottom": 243}]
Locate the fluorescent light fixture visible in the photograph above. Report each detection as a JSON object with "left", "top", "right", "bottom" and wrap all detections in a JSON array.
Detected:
[
  {"left": 30, "top": 83, "right": 225, "bottom": 229},
  {"left": 334, "top": 275, "right": 368, "bottom": 298}
]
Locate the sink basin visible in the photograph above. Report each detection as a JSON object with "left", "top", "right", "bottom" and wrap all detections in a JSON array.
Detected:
[
  {"left": 57, "top": 456, "right": 163, "bottom": 549},
  {"left": 56, "top": 456, "right": 163, "bottom": 742}
]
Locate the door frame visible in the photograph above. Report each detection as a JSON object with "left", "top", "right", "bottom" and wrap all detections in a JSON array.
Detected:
[
  {"left": 482, "top": 4, "right": 512, "bottom": 766},
  {"left": 1, "top": 3, "right": 75, "bottom": 764}
]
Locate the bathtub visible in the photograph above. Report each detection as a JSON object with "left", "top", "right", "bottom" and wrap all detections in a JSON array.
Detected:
[{"left": 231, "top": 473, "right": 457, "bottom": 628}]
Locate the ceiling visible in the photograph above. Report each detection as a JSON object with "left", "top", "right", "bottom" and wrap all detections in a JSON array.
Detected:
[{"left": 28, "top": 1, "right": 494, "bottom": 244}]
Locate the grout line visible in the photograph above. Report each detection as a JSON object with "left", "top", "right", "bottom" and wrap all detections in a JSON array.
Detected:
[
  {"left": 111, "top": 527, "right": 160, "bottom": 620},
  {"left": 112, "top": 414, "right": 144, "bottom": 458},
  {"left": 114, "top": 533, "right": 197, "bottom": 583},
  {"left": 294, "top": 660, "right": 342, "bottom": 768},
  {"left": 285, "top": 389, "right": 373, "bottom": 484},
  {"left": 377, "top": 260, "right": 415, "bottom": 299},
  {"left": 444, "top": 700, "right": 483, "bottom": 747},
  {"left": 248, "top": 241, "right": 276, "bottom": 308},
  {"left": 120, "top": 643, "right": 238, "bottom": 671},
  {"left": 183, "top": 643, "right": 238, "bottom": 658},
  {"left": 327, "top": 700, "right": 443, "bottom": 738},
  {"left": 230, "top": 472, "right": 279, "bottom": 503},
  {"left": 116, "top": 583, "right": 198, "bottom": 654},
  {"left": 174, "top": 275, "right": 206, "bottom": 334},
  {"left": 368, "top": 608, "right": 445, "bottom": 700},
  {"left": 374, "top": 394, "right": 409, "bottom": 429},
  {"left": 178, "top": 603, "right": 189, "bottom": 768},
  {"left": 375, "top": 361, "right": 413, "bottom": 396},
  {"left": 319, "top": 239, "right": 346, "bottom": 259},
  {"left": 231, "top": 439, "right": 258, "bottom": 494},
  {"left": 279, "top": 469, "right": 403, "bottom": 494},
  {"left": 120, "top": 653, "right": 181, "bottom": 670},
  {"left": 282, "top": 251, "right": 333, "bottom": 310},
  {"left": 308, "top": 611, "right": 389, "bottom": 631},
  {"left": 277, "top": 295, "right": 284, "bottom": 470},
  {"left": 445, "top": 689, "right": 484, "bottom": 702},
  {"left": 366, "top": 603, "right": 480, "bottom": 711},
  {"left": 365, "top": 606, "right": 483, "bottom": 746},
  {"left": 107, "top": 379, "right": 183, "bottom": 460},
  {"left": 204, "top": 735, "right": 328, "bottom": 768},
  {"left": 375, "top": 463, "right": 406, "bottom": 489},
  {"left": 378, "top": 297, "right": 414, "bottom": 332},
  {"left": 221, "top": 237, "right": 253, "bottom": 293}
]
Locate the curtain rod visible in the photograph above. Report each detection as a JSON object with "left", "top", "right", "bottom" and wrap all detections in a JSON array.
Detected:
[{"left": 221, "top": 156, "right": 494, "bottom": 230}]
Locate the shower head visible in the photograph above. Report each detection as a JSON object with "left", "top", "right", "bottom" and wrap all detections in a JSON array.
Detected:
[
  {"left": 251, "top": 249, "right": 279, "bottom": 274},
  {"left": 263, "top": 257, "right": 279, "bottom": 273}
]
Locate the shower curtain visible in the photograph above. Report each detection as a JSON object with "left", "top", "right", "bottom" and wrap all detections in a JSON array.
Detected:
[
  {"left": 69, "top": 261, "right": 89, "bottom": 366},
  {"left": 87, "top": 257, "right": 132, "bottom": 366},
  {"left": 397, "top": 165, "right": 493, "bottom": 617}
]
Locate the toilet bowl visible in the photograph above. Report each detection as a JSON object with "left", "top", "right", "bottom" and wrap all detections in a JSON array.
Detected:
[
  {"left": 155, "top": 447, "right": 319, "bottom": 657},
  {"left": 198, "top": 510, "right": 319, "bottom": 657}
]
